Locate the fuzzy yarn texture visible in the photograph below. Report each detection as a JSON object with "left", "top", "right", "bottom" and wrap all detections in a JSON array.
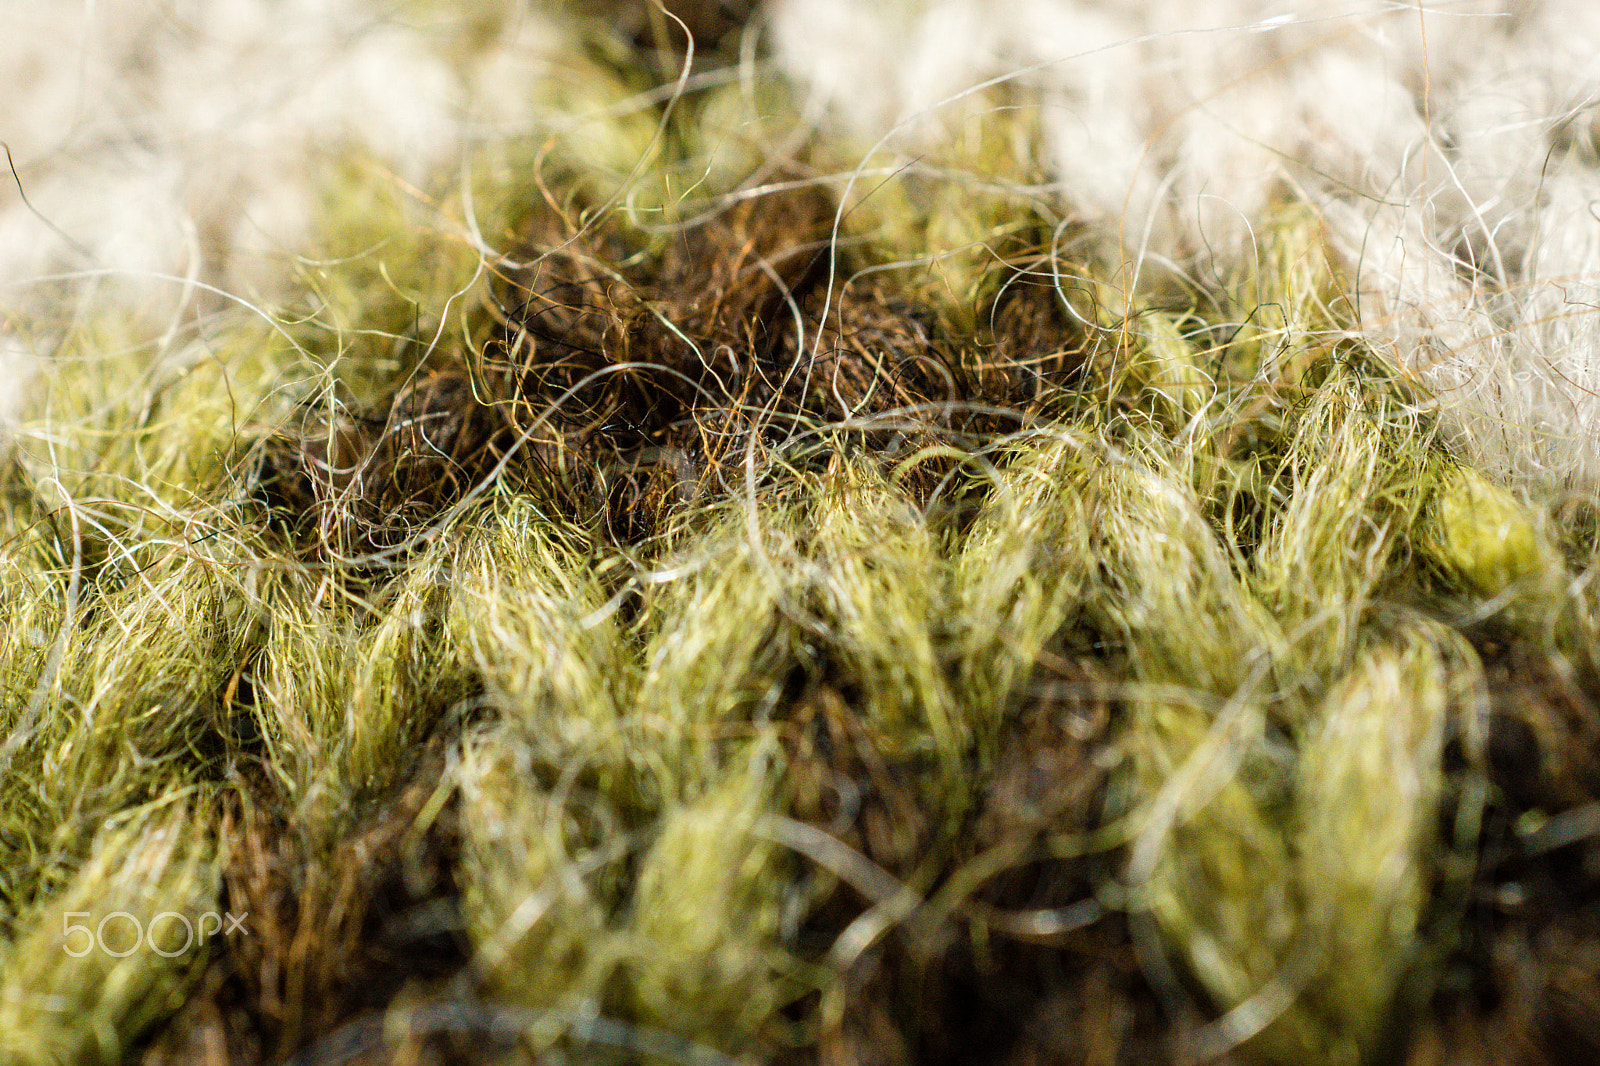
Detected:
[
  {"left": 774, "top": 0, "right": 1600, "bottom": 485},
  {"left": 3, "top": 2, "right": 1600, "bottom": 1066}
]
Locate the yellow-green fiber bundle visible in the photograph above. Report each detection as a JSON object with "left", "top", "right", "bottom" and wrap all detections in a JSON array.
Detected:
[{"left": 3, "top": 7, "right": 1599, "bottom": 1066}]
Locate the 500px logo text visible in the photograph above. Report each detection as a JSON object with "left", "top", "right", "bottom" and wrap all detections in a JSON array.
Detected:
[{"left": 61, "top": 910, "right": 249, "bottom": 958}]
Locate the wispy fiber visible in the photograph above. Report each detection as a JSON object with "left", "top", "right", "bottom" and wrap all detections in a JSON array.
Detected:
[{"left": 3, "top": 3, "right": 1600, "bottom": 1066}]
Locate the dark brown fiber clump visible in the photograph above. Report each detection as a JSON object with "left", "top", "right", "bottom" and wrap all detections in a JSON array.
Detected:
[{"left": 254, "top": 182, "right": 1085, "bottom": 559}]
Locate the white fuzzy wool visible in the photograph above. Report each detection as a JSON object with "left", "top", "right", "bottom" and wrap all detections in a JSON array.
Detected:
[
  {"left": 0, "top": 1, "right": 554, "bottom": 351},
  {"left": 772, "top": 0, "right": 1600, "bottom": 486}
]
